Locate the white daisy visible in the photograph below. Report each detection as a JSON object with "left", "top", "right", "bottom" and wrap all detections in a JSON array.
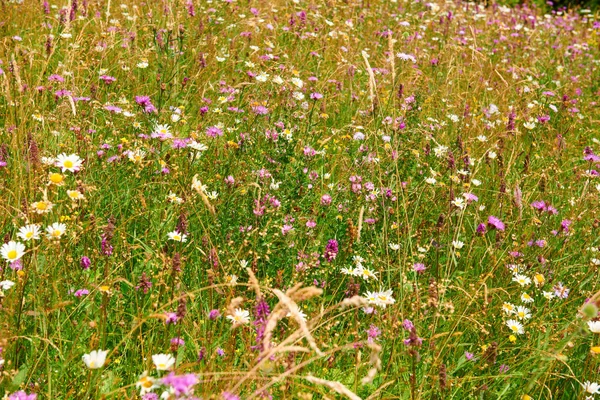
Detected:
[
  {"left": 167, "top": 230, "right": 187, "bottom": 242},
  {"left": 17, "top": 224, "right": 41, "bottom": 241},
  {"left": 588, "top": 321, "right": 600, "bottom": 333},
  {"left": 582, "top": 381, "right": 600, "bottom": 395},
  {"left": 227, "top": 308, "right": 250, "bottom": 325},
  {"left": 46, "top": 223, "right": 67, "bottom": 240},
  {"left": 515, "top": 306, "right": 531, "bottom": 320},
  {"left": 82, "top": 349, "right": 108, "bottom": 369},
  {"left": 1, "top": 241, "right": 26, "bottom": 263},
  {"left": 512, "top": 274, "right": 532, "bottom": 287},
  {"left": 152, "top": 353, "right": 175, "bottom": 371},
  {"left": 506, "top": 319, "right": 524, "bottom": 335},
  {"left": 55, "top": 153, "right": 83, "bottom": 173},
  {"left": 0, "top": 280, "right": 16, "bottom": 290}
]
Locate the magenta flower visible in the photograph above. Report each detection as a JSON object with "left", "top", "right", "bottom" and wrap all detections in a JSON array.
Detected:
[
  {"left": 413, "top": 263, "right": 426, "bottom": 273},
  {"left": 135, "top": 95, "right": 157, "bottom": 113},
  {"left": 252, "top": 105, "right": 269, "bottom": 115},
  {"left": 165, "top": 312, "right": 179, "bottom": 324},
  {"left": 161, "top": 372, "right": 199, "bottom": 396},
  {"left": 99, "top": 75, "right": 116, "bottom": 84},
  {"left": 48, "top": 74, "right": 64, "bottom": 83},
  {"left": 80, "top": 256, "right": 91, "bottom": 269},
  {"left": 206, "top": 126, "right": 223, "bottom": 138},
  {"left": 9, "top": 392, "right": 37, "bottom": 400},
  {"left": 74, "top": 289, "right": 89, "bottom": 297},
  {"left": 487, "top": 216, "right": 505, "bottom": 231},
  {"left": 323, "top": 239, "right": 339, "bottom": 262},
  {"left": 320, "top": 194, "right": 332, "bottom": 206}
]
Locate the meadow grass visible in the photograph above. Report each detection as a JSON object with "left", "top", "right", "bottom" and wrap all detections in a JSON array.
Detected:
[{"left": 1, "top": 0, "right": 600, "bottom": 398}]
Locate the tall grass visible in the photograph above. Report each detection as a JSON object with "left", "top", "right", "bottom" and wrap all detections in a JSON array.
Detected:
[{"left": 1, "top": 0, "right": 600, "bottom": 398}]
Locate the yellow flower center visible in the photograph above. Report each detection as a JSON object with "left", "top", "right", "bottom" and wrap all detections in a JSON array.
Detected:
[
  {"left": 511, "top": 325, "right": 519, "bottom": 332},
  {"left": 64, "top": 160, "right": 74, "bottom": 168},
  {"left": 49, "top": 173, "right": 64, "bottom": 184},
  {"left": 36, "top": 202, "right": 47, "bottom": 210},
  {"left": 52, "top": 230, "right": 61, "bottom": 237},
  {"left": 7, "top": 250, "right": 17, "bottom": 260},
  {"left": 140, "top": 377, "right": 153, "bottom": 388},
  {"left": 173, "top": 234, "right": 181, "bottom": 241},
  {"left": 89, "top": 361, "right": 95, "bottom": 368},
  {"left": 26, "top": 232, "right": 33, "bottom": 238},
  {"left": 158, "top": 363, "right": 166, "bottom": 369}
]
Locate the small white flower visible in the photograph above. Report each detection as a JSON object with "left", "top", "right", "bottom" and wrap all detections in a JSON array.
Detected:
[
  {"left": 290, "top": 77, "right": 304, "bottom": 88},
  {"left": 433, "top": 145, "right": 448, "bottom": 158},
  {"left": 55, "top": 153, "right": 83, "bottom": 173},
  {"left": 227, "top": 308, "right": 250, "bottom": 325},
  {"left": 389, "top": 243, "right": 400, "bottom": 251},
  {"left": 167, "top": 231, "right": 188, "bottom": 243},
  {"left": 136, "top": 371, "right": 158, "bottom": 395},
  {"left": 506, "top": 319, "right": 524, "bottom": 335},
  {"left": 225, "top": 274, "right": 238, "bottom": 285},
  {"left": 452, "top": 197, "right": 466, "bottom": 209},
  {"left": 82, "top": 350, "right": 108, "bottom": 369},
  {"left": 452, "top": 240, "right": 464, "bottom": 249},
  {"left": 152, "top": 353, "right": 176, "bottom": 371},
  {"left": 46, "top": 223, "right": 67, "bottom": 240},
  {"left": 0, "top": 240, "right": 25, "bottom": 262},
  {"left": 515, "top": 306, "right": 531, "bottom": 320},
  {"left": 588, "top": 321, "right": 600, "bottom": 333},
  {"left": 0, "top": 280, "right": 15, "bottom": 290},
  {"left": 206, "top": 191, "right": 219, "bottom": 200},
  {"left": 17, "top": 224, "right": 41, "bottom": 241},
  {"left": 512, "top": 274, "right": 532, "bottom": 287},
  {"left": 521, "top": 292, "right": 534, "bottom": 303},
  {"left": 270, "top": 180, "right": 282, "bottom": 190},
  {"left": 582, "top": 381, "right": 600, "bottom": 395},
  {"left": 543, "top": 291, "right": 555, "bottom": 300},
  {"left": 255, "top": 72, "right": 269, "bottom": 82}
]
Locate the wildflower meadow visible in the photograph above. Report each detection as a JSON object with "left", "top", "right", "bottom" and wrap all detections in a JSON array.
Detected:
[{"left": 2, "top": 0, "right": 600, "bottom": 398}]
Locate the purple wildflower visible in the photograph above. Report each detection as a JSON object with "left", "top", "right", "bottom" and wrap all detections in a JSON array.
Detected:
[
  {"left": 162, "top": 372, "right": 199, "bottom": 396},
  {"left": 74, "top": 289, "right": 89, "bottom": 297},
  {"left": 8, "top": 392, "right": 37, "bottom": 400},
  {"left": 366, "top": 324, "right": 381, "bottom": 343},
  {"left": 323, "top": 239, "right": 339, "bottom": 262},
  {"left": 402, "top": 319, "right": 414, "bottom": 330},
  {"left": 487, "top": 216, "right": 505, "bottom": 231},
  {"left": 252, "top": 105, "right": 269, "bottom": 115},
  {"left": 80, "top": 256, "right": 91, "bottom": 269},
  {"left": 135, "top": 95, "right": 157, "bottom": 113},
  {"left": 165, "top": 312, "right": 178, "bottom": 325},
  {"left": 206, "top": 126, "right": 223, "bottom": 138},
  {"left": 413, "top": 263, "right": 426, "bottom": 273}
]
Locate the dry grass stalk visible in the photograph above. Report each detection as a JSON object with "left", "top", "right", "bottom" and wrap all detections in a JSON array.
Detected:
[{"left": 305, "top": 375, "right": 362, "bottom": 400}]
